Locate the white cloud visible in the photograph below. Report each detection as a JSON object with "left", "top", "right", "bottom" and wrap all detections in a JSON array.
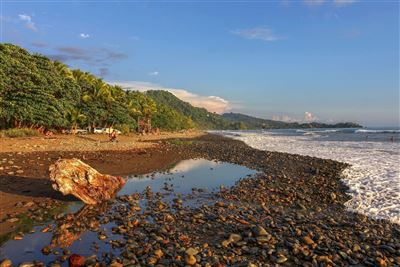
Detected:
[
  {"left": 272, "top": 115, "right": 297, "bottom": 123},
  {"left": 18, "top": 14, "right": 37, "bottom": 31},
  {"left": 79, "top": 33, "right": 90, "bottom": 39},
  {"left": 148, "top": 71, "right": 159, "bottom": 76},
  {"left": 303, "top": 0, "right": 325, "bottom": 6},
  {"left": 334, "top": 0, "right": 357, "bottom": 6},
  {"left": 231, "top": 27, "right": 283, "bottom": 42},
  {"left": 111, "top": 81, "right": 231, "bottom": 114},
  {"left": 272, "top": 112, "right": 319, "bottom": 123},
  {"left": 304, "top": 111, "right": 318, "bottom": 122}
]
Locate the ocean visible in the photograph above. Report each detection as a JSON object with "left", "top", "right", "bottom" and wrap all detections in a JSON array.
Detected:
[{"left": 214, "top": 127, "right": 400, "bottom": 224}]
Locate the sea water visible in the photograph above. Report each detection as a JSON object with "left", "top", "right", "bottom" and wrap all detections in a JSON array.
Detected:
[{"left": 214, "top": 128, "right": 400, "bottom": 224}]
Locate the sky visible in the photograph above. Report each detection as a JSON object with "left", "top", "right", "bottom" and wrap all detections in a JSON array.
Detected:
[{"left": 1, "top": 0, "right": 399, "bottom": 127}]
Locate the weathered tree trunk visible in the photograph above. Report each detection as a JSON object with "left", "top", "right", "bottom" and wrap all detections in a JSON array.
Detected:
[{"left": 49, "top": 158, "right": 125, "bottom": 204}]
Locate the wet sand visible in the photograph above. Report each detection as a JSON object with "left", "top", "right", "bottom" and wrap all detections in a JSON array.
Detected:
[{"left": 0, "top": 132, "right": 203, "bottom": 235}]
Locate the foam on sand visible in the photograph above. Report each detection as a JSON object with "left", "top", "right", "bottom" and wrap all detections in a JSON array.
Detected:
[{"left": 217, "top": 131, "right": 400, "bottom": 224}]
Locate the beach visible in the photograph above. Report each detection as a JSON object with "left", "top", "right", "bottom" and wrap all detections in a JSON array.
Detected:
[{"left": 0, "top": 132, "right": 399, "bottom": 266}]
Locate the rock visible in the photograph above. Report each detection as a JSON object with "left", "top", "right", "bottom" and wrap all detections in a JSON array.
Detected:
[
  {"left": 303, "top": 236, "right": 314, "bottom": 245},
  {"left": 41, "top": 246, "right": 51, "bottom": 255},
  {"left": 184, "top": 254, "right": 196, "bottom": 265},
  {"left": 353, "top": 244, "right": 361, "bottom": 252},
  {"left": 376, "top": 257, "right": 387, "bottom": 267},
  {"left": 0, "top": 259, "right": 12, "bottom": 267},
  {"left": 147, "top": 257, "right": 158, "bottom": 265},
  {"left": 109, "top": 260, "right": 123, "bottom": 267},
  {"left": 253, "top": 226, "right": 269, "bottom": 236},
  {"left": 256, "top": 236, "right": 271, "bottom": 244},
  {"left": 69, "top": 254, "right": 85, "bottom": 267},
  {"left": 24, "top": 201, "right": 34, "bottom": 207},
  {"left": 13, "top": 234, "right": 23, "bottom": 240},
  {"left": 229, "top": 234, "right": 242, "bottom": 243},
  {"left": 185, "top": 247, "right": 199, "bottom": 256},
  {"left": 222, "top": 239, "right": 231, "bottom": 247},
  {"left": 154, "top": 249, "right": 164, "bottom": 258},
  {"left": 276, "top": 256, "right": 287, "bottom": 263},
  {"left": 6, "top": 218, "right": 19, "bottom": 223},
  {"left": 49, "top": 158, "right": 125, "bottom": 204}
]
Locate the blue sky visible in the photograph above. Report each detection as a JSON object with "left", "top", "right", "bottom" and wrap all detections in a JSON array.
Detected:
[{"left": 1, "top": 0, "right": 399, "bottom": 127}]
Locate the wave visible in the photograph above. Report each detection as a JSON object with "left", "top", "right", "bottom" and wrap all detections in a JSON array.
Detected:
[
  {"left": 296, "top": 129, "right": 341, "bottom": 134},
  {"left": 355, "top": 129, "right": 400, "bottom": 134},
  {"left": 216, "top": 130, "right": 400, "bottom": 224}
]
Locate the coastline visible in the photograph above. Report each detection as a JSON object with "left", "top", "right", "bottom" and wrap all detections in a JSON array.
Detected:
[{"left": 1, "top": 132, "right": 399, "bottom": 266}]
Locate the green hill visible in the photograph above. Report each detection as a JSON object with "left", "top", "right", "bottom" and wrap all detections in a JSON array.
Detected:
[
  {"left": 145, "top": 90, "right": 231, "bottom": 129},
  {"left": 222, "top": 112, "right": 362, "bottom": 129},
  {"left": 145, "top": 91, "right": 361, "bottom": 130}
]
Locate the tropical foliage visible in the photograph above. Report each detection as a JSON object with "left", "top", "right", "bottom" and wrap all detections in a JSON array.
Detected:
[{"left": 0, "top": 44, "right": 194, "bottom": 132}]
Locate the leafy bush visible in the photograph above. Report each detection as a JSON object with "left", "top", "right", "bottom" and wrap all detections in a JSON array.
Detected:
[
  {"left": 0, "top": 128, "right": 39, "bottom": 138},
  {"left": 116, "top": 124, "right": 130, "bottom": 135}
]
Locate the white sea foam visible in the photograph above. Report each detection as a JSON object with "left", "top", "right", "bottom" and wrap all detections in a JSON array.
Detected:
[
  {"left": 216, "top": 131, "right": 400, "bottom": 224},
  {"left": 355, "top": 129, "right": 400, "bottom": 133},
  {"left": 297, "top": 129, "right": 340, "bottom": 134}
]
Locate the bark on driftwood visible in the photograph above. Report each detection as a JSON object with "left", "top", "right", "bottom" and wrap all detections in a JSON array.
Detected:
[{"left": 49, "top": 158, "right": 125, "bottom": 204}]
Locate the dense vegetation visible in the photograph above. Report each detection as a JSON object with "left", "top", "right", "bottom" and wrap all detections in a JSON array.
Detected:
[
  {"left": 146, "top": 90, "right": 231, "bottom": 129},
  {"left": 0, "top": 44, "right": 194, "bottom": 132},
  {"left": 0, "top": 44, "right": 361, "bottom": 134}
]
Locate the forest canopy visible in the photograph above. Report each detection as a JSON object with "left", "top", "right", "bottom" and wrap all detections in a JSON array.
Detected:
[{"left": 0, "top": 44, "right": 195, "bottom": 132}]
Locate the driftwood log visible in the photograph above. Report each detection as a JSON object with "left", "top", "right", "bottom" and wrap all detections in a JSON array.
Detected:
[{"left": 49, "top": 158, "right": 125, "bottom": 204}]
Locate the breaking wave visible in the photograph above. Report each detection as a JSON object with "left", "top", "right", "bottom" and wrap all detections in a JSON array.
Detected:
[{"left": 216, "top": 131, "right": 400, "bottom": 224}]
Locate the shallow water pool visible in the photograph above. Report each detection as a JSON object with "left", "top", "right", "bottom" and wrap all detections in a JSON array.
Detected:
[{"left": 0, "top": 158, "right": 256, "bottom": 265}]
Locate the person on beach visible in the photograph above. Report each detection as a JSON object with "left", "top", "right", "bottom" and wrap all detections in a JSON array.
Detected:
[
  {"left": 45, "top": 130, "right": 53, "bottom": 138},
  {"left": 109, "top": 130, "right": 118, "bottom": 142}
]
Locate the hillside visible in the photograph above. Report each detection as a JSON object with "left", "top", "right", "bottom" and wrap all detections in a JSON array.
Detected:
[
  {"left": 145, "top": 90, "right": 361, "bottom": 130},
  {"left": 145, "top": 90, "right": 231, "bottom": 129},
  {"left": 223, "top": 113, "right": 362, "bottom": 129}
]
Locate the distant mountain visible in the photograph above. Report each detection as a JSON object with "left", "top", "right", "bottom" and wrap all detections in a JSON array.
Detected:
[
  {"left": 222, "top": 112, "right": 362, "bottom": 129},
  {"left": 145, "top": 91, "right": 362, "bottom": 130}
]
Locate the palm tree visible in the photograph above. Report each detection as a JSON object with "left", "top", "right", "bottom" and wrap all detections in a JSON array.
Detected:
[
  {"left": 82, "top": 78, "right": 112, "bottom": 103},
  {"left": 65, "top": 108, "right": 86, "bottom": 134},
  {"left": 126, "top": 91, "right": 157, "bottom": 132},
  {"left": 54, "top": 61, "right": 74, "bottom": 80}
]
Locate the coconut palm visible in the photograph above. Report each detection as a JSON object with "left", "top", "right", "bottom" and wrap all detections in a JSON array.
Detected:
[
  {"left": 65, "top": 108, "right": 86, "bottom": 134},
  {"left": 54, "top": 61, "right": 74, "bottom": 80}
]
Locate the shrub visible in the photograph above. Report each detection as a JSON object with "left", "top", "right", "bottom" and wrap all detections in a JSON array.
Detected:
[
  {"left": 0, "top": 128, "right": 40, "bottom": 138},
  {"left": 115, "top": 124, "right": 130, "bottom": 135}
]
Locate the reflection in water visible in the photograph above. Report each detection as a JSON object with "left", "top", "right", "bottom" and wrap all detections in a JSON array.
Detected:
[
  {"left": 50, "top": 203, "right": 109, "bottom": 248},
  {"left": 120, "top": 158, "right": 256, "bottom": 195},
  {"left": 170, "top": 158, "right": 219, "bottom": 173},
  {"left": 0, "top": 159, "right": 256, "bottom": 265}
]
